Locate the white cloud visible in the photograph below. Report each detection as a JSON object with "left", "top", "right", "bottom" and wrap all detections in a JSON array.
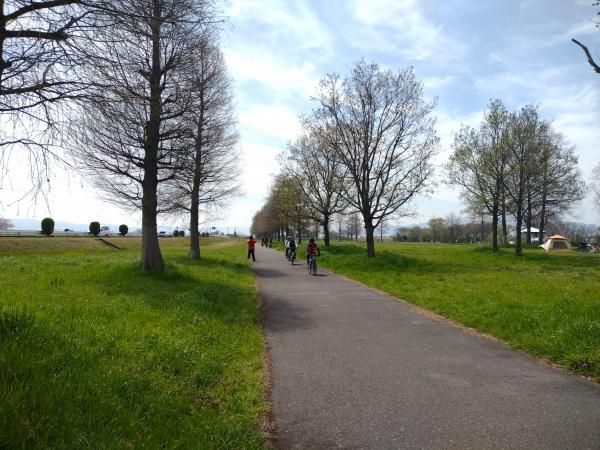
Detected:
[
  {"left": 225, "top": 49, "right": 318, "bottom": 99},
  {"left": 239, "top": 103, "right": 301, "bottom": 143},
  {"left": 344, "top": 0, "right": 466, "bottom": 64}
]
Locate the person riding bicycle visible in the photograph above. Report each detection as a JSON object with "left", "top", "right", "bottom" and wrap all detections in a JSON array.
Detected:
[
  {"left": 306, "top": 238, "right": 319, "bottom": 265},
  {"left": 288, "top": 236, "right": 297, "bottom": 261}
]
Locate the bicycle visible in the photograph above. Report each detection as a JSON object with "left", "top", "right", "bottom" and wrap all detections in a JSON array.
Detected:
[
  {"left": 289, "top": 249, "right": 296, "bottom": 265},
  {"left": 308, "top": 254, "right": 317, "bottom": 275}
]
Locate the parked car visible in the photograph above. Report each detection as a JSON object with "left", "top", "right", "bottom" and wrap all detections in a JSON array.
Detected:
[{"left": 159, "top": 231, "right": 173, "bottom": 238}]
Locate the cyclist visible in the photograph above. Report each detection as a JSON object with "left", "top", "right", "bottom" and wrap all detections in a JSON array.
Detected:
[
  {"left": 306, "top": 238, "right": 320, "bottom": 272},
  {"left": 284, "top": 236, "right": 290, "bottom": 259},
  {"left": 288, "top": 236, "right": 297, "bottom": 263}
]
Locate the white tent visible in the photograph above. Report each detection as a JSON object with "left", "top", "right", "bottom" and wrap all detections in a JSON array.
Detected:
[{"left": 540, "top": 235, "right": 571, "bottom": 252}]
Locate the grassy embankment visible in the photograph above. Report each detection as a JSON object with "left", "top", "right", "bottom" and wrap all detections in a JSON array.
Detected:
[
  {"left": 316, "top": 241, "right": 600, "bottom": 381},
  {"left": 0, "top": 236, "right": 269, "bottom": 449}
]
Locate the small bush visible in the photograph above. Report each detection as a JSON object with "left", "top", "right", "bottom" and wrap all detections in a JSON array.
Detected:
[
  {"left": 179, "top": 230, "right": 185, "bottom": 237},
  {"left": 41, "top": 218, "right": 54, "bottom": 236},
  {"left": 89, "top": 221, "right": 101, "bottom": 236},
  {"left": 119, "top": 224, "right": 128, "bottom": 236}
]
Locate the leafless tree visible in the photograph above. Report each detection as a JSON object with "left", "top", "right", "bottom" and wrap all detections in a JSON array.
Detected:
[
  {"left": 161, "top": 36, "right": 240, "bottom": 259},
  {"left": 280, "top": 130, "right": 349, "bottom": 246},
  {"left": 592, "top": 163, "right": 600, "bottom": 210},
  {"left": 0, "top": 0, "right": 95, "bottom": 199},
  {"left": 0, "top": 216, "right": 14, "bottom": 230},
  {"left": 445, "top": 212, "right": 460, "bottom": 243},
  {"left": 70, "top": 0, "right": 216, "bottom": 271},
  {"left": 527, "top": 131, "right": 585, "bottom": 243},
  {"left": 309, "top": 60, "right": 438, "bottom": 257},
  {"left": 572, "top": 2, "right": 600, "bottom": 73},
  {"left": 503, "top": 105, "right": 549, "bottom": 256},
  {"left": 447, "top": 99, "right": 511, "bottom": 252}
]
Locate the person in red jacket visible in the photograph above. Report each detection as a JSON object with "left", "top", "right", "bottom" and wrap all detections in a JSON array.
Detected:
[{"left": 247, "top": 235, "right": 257, "bottom": 261}]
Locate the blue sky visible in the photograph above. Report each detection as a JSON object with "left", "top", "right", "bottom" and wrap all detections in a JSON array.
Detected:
[{"left": 2, "top": 0, "right": 599, "bottom": 231}]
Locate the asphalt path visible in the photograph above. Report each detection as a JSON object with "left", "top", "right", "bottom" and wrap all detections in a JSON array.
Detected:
[{"left": 254, "top": 246, "right": 600, "bottom": 449}]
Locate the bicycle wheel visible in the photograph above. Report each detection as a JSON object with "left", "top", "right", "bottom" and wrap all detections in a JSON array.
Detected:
[{"left": 291, "top": 252, "right": 295, "bottom": 264}]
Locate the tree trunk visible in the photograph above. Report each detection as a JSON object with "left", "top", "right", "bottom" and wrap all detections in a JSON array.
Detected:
[
  {"left": 365, "top": 221, "right": 376, "bottom": 257},
  {"left": 539, "top": 195, "right": 547, "bottom": 246},
  {"left": 491, "top": 202, "right": 499, "bottom": 252},
  {"left": 140, "top": 5, "right": 164, "bottom": 271},
  {"left": 322, "top": 214, "right": 330, "bottom": 246},
  {"left": 480, "top": 212, "right": 485, "bottom": 244},
  {"left": 526, "top": 193, "right": 532, "bottom": 245},
  {"left": 515, "top": 209, "right": 523, "bottom": 256},
  {"left": 501, "top": 201, "right": 508, "bottom": 246},
  {"left": 141, "top": 182, "right": 163, "bottom": 270},
  {"left": 189, "top": 195, "right": 201, "bottom": 259}
]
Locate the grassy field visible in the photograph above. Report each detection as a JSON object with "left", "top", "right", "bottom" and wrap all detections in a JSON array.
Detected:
[
  {"left": 316, "top": 241, "right": 600, "bottom": 381},
  {"left": 0, "top": 236, "right": 269, "bottom": 449}
]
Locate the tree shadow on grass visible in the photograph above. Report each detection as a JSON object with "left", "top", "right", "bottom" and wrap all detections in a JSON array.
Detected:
[{"left": 87, "top": 257, "right": 257, "bottom": 323}]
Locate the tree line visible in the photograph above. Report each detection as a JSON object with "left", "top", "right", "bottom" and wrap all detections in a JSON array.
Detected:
[
  {"left": 253, "top": 72, "right": 591, "bottom": 258},
  {"left": 395, "top": 215, "right": 598, "bottom": 246},
  {"left": 447, "top": 100, "right": 585, "bottom": 255},
  {"left": 1, "top": 0, "right": 240, "bottom": 270},
  {"left": 252, "top": 60, "right": 439, "bottom": 257}
]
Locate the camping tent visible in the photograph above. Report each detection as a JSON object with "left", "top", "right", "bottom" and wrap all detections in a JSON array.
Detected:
[{"left": 540, "top": 235, "right": 571, "bottom": 252}]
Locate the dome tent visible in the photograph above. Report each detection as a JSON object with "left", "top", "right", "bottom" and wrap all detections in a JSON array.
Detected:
[{"left": 540, "top": 235, "right": 571, "bottom": 252}]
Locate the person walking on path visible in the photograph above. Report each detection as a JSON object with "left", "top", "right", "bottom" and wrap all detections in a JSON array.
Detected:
[{"left": 247, "top": 235, "right": 257, "bottom": 261}]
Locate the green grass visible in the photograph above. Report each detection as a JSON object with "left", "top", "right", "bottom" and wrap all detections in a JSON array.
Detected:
[
  {"left": 0, "top": 237, "right": 269, "bottom": 449},
  {"left": 317, "top": 241, "right": 600, "bottom": 381}
]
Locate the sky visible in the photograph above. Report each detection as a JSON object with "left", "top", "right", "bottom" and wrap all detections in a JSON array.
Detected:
[{"left": 1, "top": 0, "right": 599, "bottom": 233}]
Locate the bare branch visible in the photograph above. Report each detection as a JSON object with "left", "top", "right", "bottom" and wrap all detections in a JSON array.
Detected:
[{"left": 572, "top": 38, "right": 600, "bottom": 74}]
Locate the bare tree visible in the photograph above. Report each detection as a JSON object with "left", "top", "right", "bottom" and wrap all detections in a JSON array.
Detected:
[
  {"left": 0, "top": 0, "right": 94, "bottom": 197},
  {"left": 309, "top": 60, "right": 438, "bottom": 257},
  {"left": 572, "top": 2, "right": 600, "bottom": 73},
  {"left": 70, "top": 0, "right": 216, "bottom": 271},
  {"left": 503, "top": 105, "right": 548, "bottom": 256},
  {"left": 593, "top": 163, "right": 600, "bottom": 210},
  {"left": 447, "top": 99, "right": 511, "bottom": 252},
  {"left": 161, "top": 36, "right": 240, "bottom": 259},
  {"left": 280, "top": 131, "right": 349, "bottom": 246},
  {"left": 0, "top": 216, "right": 14, "bottom": 230},
  {"left": 529, "top": 131, "right": 585, "bottom": 243},
  {"left": 445, "top": 212, "right": 460, "bottom": 243}
]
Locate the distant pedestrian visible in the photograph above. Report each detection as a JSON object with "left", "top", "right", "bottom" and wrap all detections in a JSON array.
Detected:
[{"left": 247, "top": 235, "right": 257, "bottom": 261}]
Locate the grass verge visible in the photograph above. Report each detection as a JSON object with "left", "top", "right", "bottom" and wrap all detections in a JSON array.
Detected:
[
  {"left": 0, "top": 237, "right": 268, "bottom": 449},
  {"left": 317, "top": 241, "right": 600, "bottom": 381}
]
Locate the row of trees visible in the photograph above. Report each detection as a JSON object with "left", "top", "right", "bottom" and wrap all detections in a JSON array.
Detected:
[
  {"left": 252, "top": 60, "right": 439, "bottom": 257},
  {"left": 447, "top": 100, "right": 585, "bottom": 255},
  {"left": 1, "top": 1, "right": 240, "bottom": 270},
  {"left": 251, "top": 63, "right": 590, "bottom": 258},
  {"left": 395, "top": 215, "right": 598, "bottom": 245}
]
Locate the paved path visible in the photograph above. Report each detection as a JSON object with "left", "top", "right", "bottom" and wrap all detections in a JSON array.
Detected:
[{"left": 254, "top": 247, "right": 600, "bottom": 449}]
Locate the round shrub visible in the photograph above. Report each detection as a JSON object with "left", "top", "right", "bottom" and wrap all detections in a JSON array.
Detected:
[
  {"left": 179, "top": 230, "right": 185, "bottom": 237},
  {"left": 41, "top": 217, "right": 54, "bottom": 236},
  {"left": 89, "top": 221, "right": 101, "bottom": 236},
  {"left": 119, "top": 224, "right": 128, "bottom": 236}
]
